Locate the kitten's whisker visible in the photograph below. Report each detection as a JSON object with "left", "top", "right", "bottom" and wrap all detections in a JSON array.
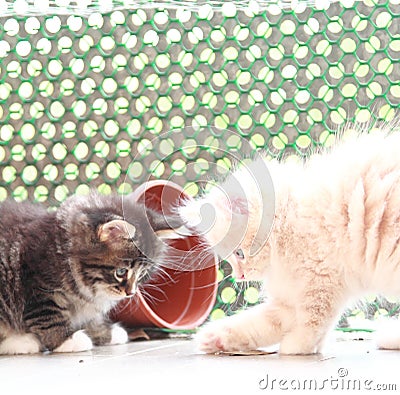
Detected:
[
  {"left": 155, "top": 266, "right": 177, "bottom": 284},
  {"left": 139, "top": 286, "right": 168, "bottom": 305},
  {"left": 189, "top": 282, "right": 219, "bottom": 291},
  {"left": 163, "top": 246, "right": 216, "bottom": 272},
  {"left": 111, "top": 296, "right": 140, "bottom": 315},
  {"left": 140, "top": 284, "right": 168, "bottom": 302},
  {"left": 146, "top": 270, "right": 178, "bottom": 289}
]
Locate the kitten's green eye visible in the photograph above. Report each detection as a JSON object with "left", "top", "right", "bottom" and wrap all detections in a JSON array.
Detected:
[
  {"left": 115, "top": 268, "right": 128, "bottom": 279},
  {"left": 234, "top": 248, "right": 245, "bottom": 260}
]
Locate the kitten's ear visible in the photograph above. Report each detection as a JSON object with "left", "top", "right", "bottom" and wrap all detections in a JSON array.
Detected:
[
  {"left": 229, "top": 197, "right": 249, "bottom": 216},
  {"left": 98, "top": 219, "right": 136, "bottom": 242},
  {"left": 147, "top": 208, "right": 191, "bottom": 240}
]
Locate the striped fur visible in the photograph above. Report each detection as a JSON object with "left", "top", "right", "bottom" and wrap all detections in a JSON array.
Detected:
[{"left": 0, "top": 191, "right": 177, "bottom": 354}]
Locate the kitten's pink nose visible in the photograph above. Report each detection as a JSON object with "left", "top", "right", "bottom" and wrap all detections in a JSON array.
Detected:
[
  {"left": 124, "top": 283, "right": 137, "bottom": 297},
  {"left": 229, "top": 261, "right": 246, "bottom": 281}
]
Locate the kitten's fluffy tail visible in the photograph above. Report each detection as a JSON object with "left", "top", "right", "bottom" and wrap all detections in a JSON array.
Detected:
[{"left": 375, "top": 319, "right": 400, "bottom": 350}]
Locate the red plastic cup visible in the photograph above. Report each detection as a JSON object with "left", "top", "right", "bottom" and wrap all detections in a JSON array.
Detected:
[{"left": 111, "top": 180, "right": 219, "bottom": 330}]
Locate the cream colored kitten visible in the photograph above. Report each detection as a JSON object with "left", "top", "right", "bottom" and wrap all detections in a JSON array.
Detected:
[{"left": 180, "top": 129, "right": 400, "bottom": 355}]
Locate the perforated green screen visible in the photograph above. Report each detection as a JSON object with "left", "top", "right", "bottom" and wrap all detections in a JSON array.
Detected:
[{"left": 0, "top": 0, "right": 399, "bottom": 323}]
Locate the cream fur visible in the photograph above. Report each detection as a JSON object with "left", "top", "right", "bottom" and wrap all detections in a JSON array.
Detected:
[{"left": 180, "top": 129, "right": 400, "bottom": 354}]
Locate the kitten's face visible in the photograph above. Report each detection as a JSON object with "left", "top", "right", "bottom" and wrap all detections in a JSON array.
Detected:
[
  {"left": 94, "top": 219, "right": 155, "bottom": 299},
  {"left": 62, "top": 196, "right": 181, "bottom": 300},
  {"left": 70, "top": 217, "right": 161, "bottom": 301},
  {"left": 214, "top": 215, "right": 267, "bottom": 282},
  {"left": 180, "top": 188, "right": 268, "bottom": 282}
]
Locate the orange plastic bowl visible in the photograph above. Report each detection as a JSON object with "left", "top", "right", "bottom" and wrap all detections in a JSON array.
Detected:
[{"left": 111, "top": 180, "right": 219, "bottom": 330}]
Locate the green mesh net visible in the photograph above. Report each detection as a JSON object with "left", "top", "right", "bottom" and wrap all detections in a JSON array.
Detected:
[{"left": 1, "top": 0, "right": 399, "bottom": 325}]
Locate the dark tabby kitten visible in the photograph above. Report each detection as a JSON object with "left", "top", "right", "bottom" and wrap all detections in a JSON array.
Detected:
[{"left": 0, "top": 191, "right": 181, "bottom": 355}]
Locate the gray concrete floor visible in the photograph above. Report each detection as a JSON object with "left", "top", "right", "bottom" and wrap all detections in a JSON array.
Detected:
[{"left": 1, "top": 333, "right": 399, "bottom": 394}]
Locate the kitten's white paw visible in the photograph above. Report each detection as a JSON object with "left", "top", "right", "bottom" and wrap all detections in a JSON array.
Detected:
[
  {"left": 109, "top": 325, "right": 128, "bottom": 345},
  {"left": 54, "top": 330, "right": 93, "bottom": 353},
  {"left": 196, "top": 320, "right": 257, "bottom": 354},
  {"left": 0, "top": 333, "right": 41, "bottom": 355},
  {"left": 375, "top": 320, "right": 400, "bottom": 350}
]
